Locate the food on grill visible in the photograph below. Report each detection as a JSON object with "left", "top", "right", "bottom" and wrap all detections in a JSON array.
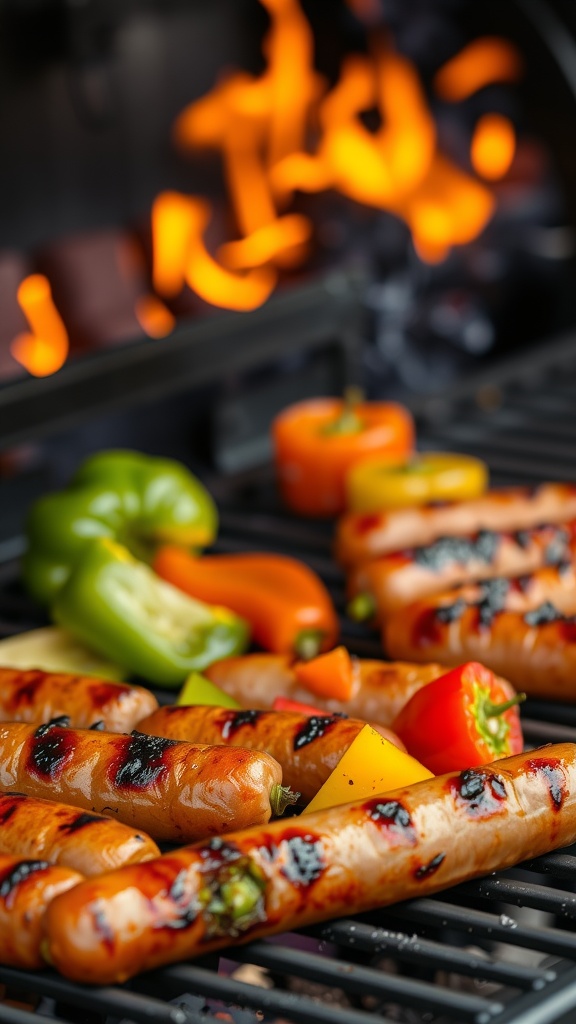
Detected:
[
  {"left": 176, "top": 671, "right": 242, "bottom": 709},
  {"left": 303, "top": 724, "right": 433, "bottom": 814},
  {"left": 22, "top": 448, "right": 218, "bottom": 606},
  {"left": 335, "top": 482, "right": 576, "bottom": 567},
  {"left": 345, "top": 451, "right": 488, "bottom": 513},
  {"left": 411, "top": 564, "right": 576, "bottom": 620},
  {"left": 346, "top": 521, "right": 575, "bottom": 620},
  {"left": 292, "top": 645, "right": 356, "bottom": 700},
  {"left": 383, "top": 590, "right": 576, "bottom": 700},
  {"left": 154, "top": 547, "right": 340, "bottom": 659},
  {"left": 272, "top": 394, "right": 414, "bottom": 516},
  {"left": 0, "top": 666, "right": 159, "bottom": 732},
  {"left": 206, "top": 652, "right": 468, "bottom": 726},
  {"left": 392, "top": 661, "right": 525, "bottom": 774},
  {"left": 51, "top": 538, "right": 250, "bottom": 687},
  {"left": 136, "top": 703, "right": 400, "bottom": 803},
  {"left": 42, "top": 742, "right": 576, "bottom": 985},
  {"left": 0, "top": 719, "right": 291, "bottom": 843},
  {"left": 0, "top": 792, "right": 159, "bottom": 875},
  {"left": 0, "top": 626, "right": 125, "bottom": 681},
  {"left": 0, "top": 855, "right": 83, "bottom": 968}
]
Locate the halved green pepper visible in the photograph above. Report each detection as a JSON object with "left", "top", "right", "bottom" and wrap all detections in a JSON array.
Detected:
[
  {"left": 23, "top": 449, "right": 218, "bottom": 606},
  {"left": 51, "top": 539, "right": 250, "bottom": 687}
]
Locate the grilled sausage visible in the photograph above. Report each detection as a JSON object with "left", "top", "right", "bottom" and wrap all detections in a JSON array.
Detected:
[
  {"left": 0, "top": 792, "right": 159, "bottom": 875},
  {"left": 206, "top": 653, "right": 467, "bottom": 726},
  {"left": 0, "top": 855, "right": 83, "bottom": 968},
  {"left": 0, "top": 720, "right": 286, "bottom": 843},
  {"left": 424, "top": 562, "right": 576, "bottom": 619},
  {"left": 383, "top": 590, "right": 576, "bottom": 700},
  {"left": 347, "top": 522, "right": 576, "bottom": 619},
  {"left": 335, "top": 482, "right": 576, "bottom": 567},
  {"left": 0, "top": 667, "right": 159, "bottom": 732},
  {"left": 137, "top": 705, "right": 376, "bottom": 803},
  {"left": 42, "top": 742, "right": 576, "bottom": 984}
]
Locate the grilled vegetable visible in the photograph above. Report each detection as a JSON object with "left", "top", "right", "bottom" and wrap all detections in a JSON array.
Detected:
[
  {"left": 392, "top": 662, "right": 525, "bottom": 774},
  {"left": 0, "top": 855, "right": 83, "bottom": 968},
  {"left": 292, "top": 645, "right": 357, "bottom": 700},
  {"left": 0, "top": 719, "right": 291, "bottom": 843},
  {"left": 0, "top": 626, "right": 125, "bottom": 681},
  {"left": 23, "top": 448, "right": 218, "bottom": 605},
  {"left": 176, "top": 672, "right": 241, "bottom": 709},
  {"left": 345, "top": 452, "right": 488, "bottom": 513},
  {"left": 272, "top": 394, "right": 414, "bottom": 516},
  {"left": 42, "top": 742, "right": 576, "bottom": 984},
  {"left": 52, "top": 539, "right": 250, "bottom": 687},
  {"left": 153, "top": 547, "right": 339, "bottom": 660},
  {"left": 0, "top": 666, "right": 158, "bottom": 732}
]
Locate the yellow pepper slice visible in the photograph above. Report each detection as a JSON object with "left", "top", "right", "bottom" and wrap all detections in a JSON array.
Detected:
[
  {"left": 304, "top": 724, "right": 433, "bottom": 814},
  {"left": 346, "top": 451, "right": 488, "bottom": 512}
]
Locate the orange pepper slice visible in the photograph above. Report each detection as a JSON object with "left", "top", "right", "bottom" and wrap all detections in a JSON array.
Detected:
[{"left": 293, "top": 645, "right": 357, "bottom": 702}]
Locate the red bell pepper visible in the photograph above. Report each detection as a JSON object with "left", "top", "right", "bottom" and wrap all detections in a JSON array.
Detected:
[{"left": 392, "top": 661, "right": 525, "bottom": 774}]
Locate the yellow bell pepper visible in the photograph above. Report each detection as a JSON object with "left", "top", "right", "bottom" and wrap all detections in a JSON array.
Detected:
[
  {"left": 346, "top": 452, "right": 488, "bottom": 512},
  {"left": 304, "top": 724, "right": 433, "bottom": 814}
]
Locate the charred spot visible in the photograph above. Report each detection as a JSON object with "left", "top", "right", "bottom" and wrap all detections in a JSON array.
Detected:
[
  {"left": 364, "top": 799, "right": 417, "bottom": 845},
  {"left": 110, "top": 732, "right": 179, "bottom": 789},
  {"left": 198, "top": 836, "right": 242, "bottom": 873},
  {"left": 34, "top": 716, "right": 71, "bottom": 735},
  {"left": 89, "top": 720, "right": 106, "bottom": 731},
  {"left": 475, "top": 578, "right": 510, "bottom": 629},
  {"left": 450, "top": 769, "right": 507, "bottom": 818},
  {"left": 527, "top": 758, "right": 567, "bottom": 811},
  {"left": 414, "top": 853, "right": 445, "bottom": 880},
  {"left": 165, "top": 868, "right": 199, "bottom": 930},
  {"left": 58, "top": 812, "right": 105, "bottom": 835},
  {"left": 412, "top": 600, "right": 465, "bottom": 648},
  {"left": 524, "top": 602, "right": 566, "bottom": 628},
  {"left": 0, "top": 859, "right": 50, "bottom": 898},
  {"left": 414, "top": 531, "right": 498, "bottom": 573},
  {"left": 0, "top": 799, "right": 21, "bottom": 825},
  {"left": 544, "top": 528, "right": 570, "bottom": 566},
  {"left": 221, "top": 709, "right": 263, "bottom": 739},
  {"left": 514, "top": 530, "right": 531, "bottom": 550},
  {"left": 281, "top": 832, "right": 325, "bottom": 887},
  {"left": 27, "top": 725, "right": 75, "bottom": 781},
  {"left": 293, "top": 715, "right": 340, "bottom": 750}
]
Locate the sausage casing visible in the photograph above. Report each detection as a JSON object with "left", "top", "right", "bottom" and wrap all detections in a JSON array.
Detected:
[
  {"left": 0, "top": 855, "right": 82, "bottom": 968},
  {"left": 0, "top": 667, "right": 159, "bottom": 732},
  {"left": 43, "top": 742, "right": 576, "bottom": 984},
  {"left": 0, "top": 721, "right": 284, "bottom": 843},
  {"left": 0, "top": 792, "right": 159, "bottom": 876},
  {"left": 335, "top": 482, "right": 576, "bottom": 567},
  {"left": 137, "top": 705, "right": 371, "bottom": 803},
  {"left": 347, "top": 522, "right": 575, "bottom": 618},
  {"left": 206, "top": 653, "right": 453, "bottom": 726},
  {"left": 383, "top": 590, "right": 576, "bottom": 700}
]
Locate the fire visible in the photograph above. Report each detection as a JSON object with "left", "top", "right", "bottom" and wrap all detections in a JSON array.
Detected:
[
  {"left": 11, "top": 275, "right": 69, "bottom": 377},
  {"left": 471, "top": 113, "right": 516, "bottom": 180},
  {"left": 434, "top": 37, "right": 523, "bottom": 102},
  {"left": 134, "top": 295, "right": 176, "bottom": 339}
]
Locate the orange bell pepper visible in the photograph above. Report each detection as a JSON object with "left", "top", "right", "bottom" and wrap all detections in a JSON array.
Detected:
[
  {"left": 153, "top": 546, "right": 339, "bottom": 659},
  {"left": 293, "top": 645, "right": 357, "bottom": 701},
  {"left": 272, "top": 393, "right": 414, "bottom": 516}
]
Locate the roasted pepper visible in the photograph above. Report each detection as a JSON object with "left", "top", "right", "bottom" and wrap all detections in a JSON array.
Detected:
[
  {"left": 52, "top": 539, "right": 250, "bottom": 687},
  {"left": 23, "top": 449, "right": 218, "bottom": 606},
  {"left": 153, "top": 546, "right": 339, "bottom": 659},
  {"left": 346, "top": 452, "right": 488, "bottom": 513},
  {"left": 272, "top": 392, "right": 414, "bottom": 516},
  {"left": 392, "top": 662, "right": 525, "bottom": 774}
]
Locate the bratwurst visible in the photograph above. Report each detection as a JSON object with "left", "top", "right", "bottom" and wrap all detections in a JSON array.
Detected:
[
  {"left": 42, "top": 742, "right": 576, "bottom": 984},
  {"left": 0, "top": 855, "right": 83, "bottom": 968}
]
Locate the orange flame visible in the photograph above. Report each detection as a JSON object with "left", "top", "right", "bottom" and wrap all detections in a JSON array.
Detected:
[
  {"left": 471, "top": 113, "right": 516, "bottom": 180},
  {"left": 11, "top": 275, "right": 69, "bottom": 377},
  {"left": 434, "top": 37, "right": 523, "bottom": 102},
  {"left": 134, "top": 294, "right": 176, "bottom": 338}
]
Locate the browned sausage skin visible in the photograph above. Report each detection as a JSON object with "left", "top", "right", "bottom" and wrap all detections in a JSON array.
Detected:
[
  {"left": 137, "top": 705, "right": 374, "bottom": 803},
  {"left": 383, "top": 590, "right": 576, "bottom": 700},
  {"left": 0, "top": 667, "right": 159, "bottom": 732},
  {"left": 205, "top": 653, "right": 453, "bottom": 726},
  {"left": 0, "top": 792, "right": 159, "bottom": 875},
  {"left": 335, "top": 483, "right": 576, "bottom": 567},
  {"left": 0, "top": 721, "right": 286, "bottom": 843},
  {"left": 347, "top": 522, "right": 576, "bottom": 618},
  {"left": 0, "top": 855, "right": 82, "bottom": 968},
  {"left": 42, "top": 742, "right": 576, "bottom": 985}
]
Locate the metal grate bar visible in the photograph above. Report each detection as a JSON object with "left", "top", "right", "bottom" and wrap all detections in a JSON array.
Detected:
[{"left": 454, "top": 877, "right": 576, "bottom": 919}]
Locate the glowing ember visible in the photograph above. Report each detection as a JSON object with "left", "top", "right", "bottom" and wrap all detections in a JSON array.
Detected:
[
  {"left": 134, "top": 294, "right": 176, "bottom": 338},
  {"left": 11, "top": 275, "right": 69, "bottom": 377},
  {"left": 434, "top": 36, "right": 523, "bottom": 102},
  {"left": 471, "top": 113, "right": 516, "bottom": 181}
]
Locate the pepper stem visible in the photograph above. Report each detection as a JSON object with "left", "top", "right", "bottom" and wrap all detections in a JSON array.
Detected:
[
  {"left": 484, "top": 693, "right": 527, "bottom": 717},
  {"left": 320, "top": 387, "right": 365, "bottom": 437},
  {"left": 294, "top": 628, "right": 324, "bottom": 660},
  {"left": 270, "top": 783, "right": 301, "bottom": 816},
  {"left": 346, "top": 592, "right": 377, "bottom": 623}
]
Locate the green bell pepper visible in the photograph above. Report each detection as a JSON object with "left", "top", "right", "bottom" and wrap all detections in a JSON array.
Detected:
[
  {"left": 51, "top": 538, "right": 250, "bottom": 687},
  {"left": 23, "top": 449, "right": 218, "bottom": 605}
]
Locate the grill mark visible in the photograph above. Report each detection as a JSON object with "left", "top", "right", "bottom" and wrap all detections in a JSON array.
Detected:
[
  {"left": 26, "top": 725, "right": 75, "bottom": 781},
  {"left": 527, "top": 758, "right": 567, "bottom": 811},
  {"left": 0, "top": 859, "right": 50, "bottom": 898},
  {"left": 281, "top": 832, "right": 325, "bottom": 887},
  {"left": 364, "top": 798, "right": 417, "bottom": 846},
  {"left": 58, "top": 812, "right": 106, "bottom": 835},
  {"left": 110, "top": 732, "right": 179, "bottom": 789},
  {"left": 5, "top": 671, "right": 45, "bottom": 710},
  {"left": 450, "top": 769, "right": 507, "bottom": 819},
  {"left": 293, "top": 716, "right": 340, "bottom": 750},
  {"left": 87, "top": 681, "right": 130, "bottom": 709},
  {"left": 412, "top": 600, "right": 465, "bottom": 647},
  {"left": 414, "top": 853, "right": 445, "bottom": 880},
  {"left": 413, "top": 531, "right": 498, "bottom": 573},
  {"left": 221, "top": 710, "right": 263, "bottom": 740}
]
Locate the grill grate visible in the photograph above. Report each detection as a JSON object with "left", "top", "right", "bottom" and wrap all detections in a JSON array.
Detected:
[{"left": 2, "top": 357, "right": 576, "bottom": 1022}]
